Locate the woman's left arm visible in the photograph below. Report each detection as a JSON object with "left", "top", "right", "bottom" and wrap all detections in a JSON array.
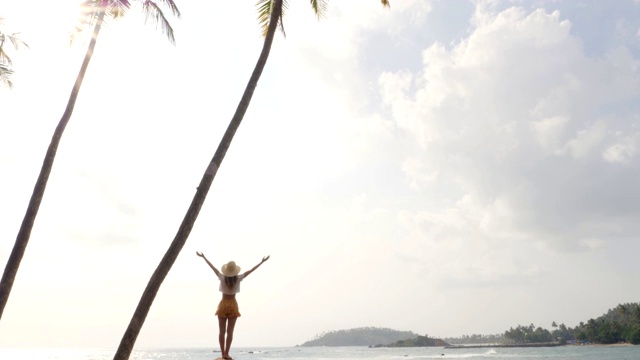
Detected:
[{"left": 243, "top": 255, "right": 270, "bottom": 278}]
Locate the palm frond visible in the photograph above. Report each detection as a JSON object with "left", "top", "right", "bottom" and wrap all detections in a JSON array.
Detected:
[
  {"left": 1, "top": 17, "right": 29, "bottom": 54},
  {"left": 142, "top": 0, "right": 177, "bottom": 44},
  {"left": 1, "top": 32, "right": 28, "bottom": 65},
  {"left": 0, "top": 62, "right": 14, "bottom": 88},
  {"left": 68, "top": 0, "right": 180, "bottom": 45},
  {"left": 110, "top": 0, "right": 132, "bottom": 19},
  {"left": 71, "top": 0, "right": 129, "bottom": 39},
  {"left": 257, "top": 0, "right": 387, "bottom": 37},
  {"left": 6, "top": 33, "right": 29, "bottom": 50},
  {"left": 152, "top": 0, "right": 181, "bottom": 18},
  {"left": 281, "top": 0, "right": 288, "bottom": 35},
  {"left": 0, "top": 62, "right": 13, "bottom": 74},
  {"left": 71, "top": 0, "right": 101, "bottom": 43},
  {"left": 256, "top": 0, "right": 273, "bottom": 37},
  {"left": 309, "top": 0, "right": 327, "bottom": 19},
  {"left": 0, "top": 47, "right": 11, "bottom": 65},
  {"left": 0, "top": 18, "right": 28, "bottom": 88},
  {"left": 256, "top": 0, "right": 287, "bottom": 37},
  {"left": 79, "top": 0, "right": 101, "bottom": 26}
]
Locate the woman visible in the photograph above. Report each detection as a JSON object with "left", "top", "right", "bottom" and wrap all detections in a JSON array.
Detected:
[{"left": 196, "top": 251, "right": 270, "bottom": 360}]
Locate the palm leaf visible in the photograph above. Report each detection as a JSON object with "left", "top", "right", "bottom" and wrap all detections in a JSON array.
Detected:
[
  {"left": 1, "top": 33, "right": 28, "bottom": 66},
  {"left": 309, "top": 0, "right": 327, "bottom": 19},
  {"left": 71, "top": 0, "right": 101, "bottom": 43},
  {"left": 6, "top": 33, "right": 29, "bottom": 50},
  {"left": 1, "top": 17, "right": 28, "bottom": 88},
  {"left": 0, "top": 62, "right": 12, "bottom": 73},
  {"left": 0, "top": 62, "right": 14, "bottom": 88},
  {"left": 279, "top": 0, "right": 288, "bottom": 36},
  {"left": 142, "top": 0, "right": 179, "bottom": 44},
  {"left": 71, "top": 0, "right": 180, "bottom": 44},
  {"left": 257, "top": 0, "right": 387, "bottom": 37},
  {"left": 256, "top": 0, "right": 288, "bottom": 37},
  {"left": 256, "top": 0, "right": 273, "bottom": 37},
  {"left": 110, "top": 0, "right": 132, "bottom": 19},
  {"left": 78, "top": 0, "right": 101, "bottom": 27},
  {"left": 0, "top": 47, "right": 11, "bottom": 65},
  {"left": 152, "top": 0, "right": 181, "bottom": 18}
]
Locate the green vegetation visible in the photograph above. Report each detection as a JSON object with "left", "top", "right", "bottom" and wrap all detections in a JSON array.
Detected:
[
  {"left": 504, "top": 324, "right": 556, "bottom": 344},
  {"left": 503, "top": 303, "right": 640, "bottom": 345},
  {"left": 299, "top": 327, "right": 418, "bottom": 347},
  {"left": 302, "top": 303, "right": 640, "bottom": 348},
  {"left": 376, "top": 335, "right": 450, "bottom": 347},
  {"left": 443, "top": 334, "right": 505, "bottom": 345}
]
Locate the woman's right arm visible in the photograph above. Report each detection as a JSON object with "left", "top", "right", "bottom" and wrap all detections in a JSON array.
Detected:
[{"left": 196, "top": 251, "right": 221, "bottom": 277}]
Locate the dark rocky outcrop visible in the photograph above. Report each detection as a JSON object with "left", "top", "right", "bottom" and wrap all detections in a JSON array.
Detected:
[
  {"left": 299, "top": 327, "right": 419, "bottom": 347},
  {"left": 373, "top": 335, "right": 450, "bottom": 347}
]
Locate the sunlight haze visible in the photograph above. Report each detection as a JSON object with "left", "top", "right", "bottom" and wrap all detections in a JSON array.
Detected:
[{"left": 1, "top": 0, "right": 639, "bottom": 351}]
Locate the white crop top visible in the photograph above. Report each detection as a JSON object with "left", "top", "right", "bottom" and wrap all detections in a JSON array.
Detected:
[{"left": 218, "top": 273, "right": 245, "bottom": 295}]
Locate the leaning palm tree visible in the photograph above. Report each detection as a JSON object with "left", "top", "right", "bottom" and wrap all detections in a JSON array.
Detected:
[
  {"left": 113, "top": 1, "right": 389, "bottom": 359},
  {"left": 0, "top": 0, "right": 180, "bottom": 320},
  {"left": 0, "top": 17, "right": 28, "bottom": 88}
]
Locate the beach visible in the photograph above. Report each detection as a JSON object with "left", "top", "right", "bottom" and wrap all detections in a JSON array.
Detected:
[{"left": 1, "top": 345, "right": 638, "bottom": 360}]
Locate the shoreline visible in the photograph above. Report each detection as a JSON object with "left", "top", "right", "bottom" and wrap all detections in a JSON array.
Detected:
[
  {"left": 569, "top": 343, "right": 635, "bottom": 347},
  {"left": 446, "top": 342, "right": 635, "bottom": 349},
  {"left": 445, "top": 343, "right": 562, "bottom": 349}
]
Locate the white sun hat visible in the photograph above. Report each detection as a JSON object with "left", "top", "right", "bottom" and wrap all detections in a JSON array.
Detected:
[{"left": 221, "top": 261, "right": 241, "bottom": 277}]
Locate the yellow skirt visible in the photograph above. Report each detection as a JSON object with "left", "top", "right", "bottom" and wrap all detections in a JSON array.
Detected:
[{"left": 216, "top": 297, "right": 241, "bottom": 318}]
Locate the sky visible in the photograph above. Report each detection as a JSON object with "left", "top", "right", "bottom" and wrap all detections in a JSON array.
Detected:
[{"left": 1, "top": 0, "right": 640, "bottom": 350}]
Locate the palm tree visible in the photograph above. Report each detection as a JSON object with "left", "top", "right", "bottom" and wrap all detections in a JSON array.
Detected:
[
  {"left": 0, "top": 17, "right": 28, "bottom": 88},
  {"left": 0, "top": 0, "right": 180, "bottom": 321},
  {"left": 113, "top": 1, "right": 389, "bottom": 359}
]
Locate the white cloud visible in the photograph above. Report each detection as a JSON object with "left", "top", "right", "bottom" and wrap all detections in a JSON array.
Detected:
[
  {"left": 531, "top": 115, "right": 569, "bottom": 151},
  {"left": 579, "top": 238, "right": 606, "bottom": 251},
  {"left": 562, "top": 120, "right": 607, "bottom": 159},
  {"left": 603, "top": 134, "right": 639, "bottom": 163},
  {"left": 378, "top": 1, "right": 640, "bottom": 290}
]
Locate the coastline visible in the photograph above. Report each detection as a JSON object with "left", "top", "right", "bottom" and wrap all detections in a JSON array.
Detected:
[
  {"left": 446, "top": 342, "right": 635, "bottom": 349},
  {"left": 445, "top": 343, "right": 562, "bottom": 349},
  {"left": 570, "top": 343, "right": 635, "bottom": 347}
]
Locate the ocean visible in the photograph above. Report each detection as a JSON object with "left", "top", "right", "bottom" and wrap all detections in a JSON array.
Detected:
[{"left": 0, "top": 345, "right": 638, "bottom": 360}]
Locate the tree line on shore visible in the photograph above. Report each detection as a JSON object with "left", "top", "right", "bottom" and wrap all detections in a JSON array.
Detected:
[
  {"left": 446, "top": 302, "right": 640, "bottom": 346},
  {"left": 503, "top": 303, "right": 640, "bottom": 345},
  {"left": 301, "top": 302, "right": 640, "bottom": 347},
  {"left": 442, "top": 333, "right": 504, "bottom": 345}
]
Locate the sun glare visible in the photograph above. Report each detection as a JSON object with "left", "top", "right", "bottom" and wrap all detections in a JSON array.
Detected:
[{"left": 1, "top": 0, "right": 87, "bottom": 37}]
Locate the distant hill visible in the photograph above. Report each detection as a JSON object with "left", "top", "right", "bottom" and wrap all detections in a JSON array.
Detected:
[{"left": 299, "top": 327, "right": 419, "bottom": 347}]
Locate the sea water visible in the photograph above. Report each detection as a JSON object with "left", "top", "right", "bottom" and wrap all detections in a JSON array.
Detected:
[{"left": 0, "top": 345, "right": 638, "bottom": 360}]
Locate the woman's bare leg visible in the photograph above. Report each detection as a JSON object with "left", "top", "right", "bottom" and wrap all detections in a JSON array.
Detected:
[
  {"left": 218, "top": 317, "right": 227, "bottom": 357},
  {"left": 225, "top": 317, "right": 238, "bottom": 359}
]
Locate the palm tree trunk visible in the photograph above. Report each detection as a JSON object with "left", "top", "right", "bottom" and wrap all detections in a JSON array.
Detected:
[
  {"left": 112, "top": 1, "right": 283, "bottom": 359},
  {"left": 0, "top": 8, "right": 106, "bottom": 320}
]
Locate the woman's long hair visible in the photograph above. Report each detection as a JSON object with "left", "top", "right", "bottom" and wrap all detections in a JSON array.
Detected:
[{"left": 224, "top": 275, "right": 238, "bottom": 290}]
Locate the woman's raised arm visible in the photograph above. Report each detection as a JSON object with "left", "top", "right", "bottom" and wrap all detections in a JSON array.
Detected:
[
  {"left": 243, "top": 255, "right": 270, "bottom": 278},
  {"left": 196, "top": 251, "right": 221, "bottom": 277}
]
